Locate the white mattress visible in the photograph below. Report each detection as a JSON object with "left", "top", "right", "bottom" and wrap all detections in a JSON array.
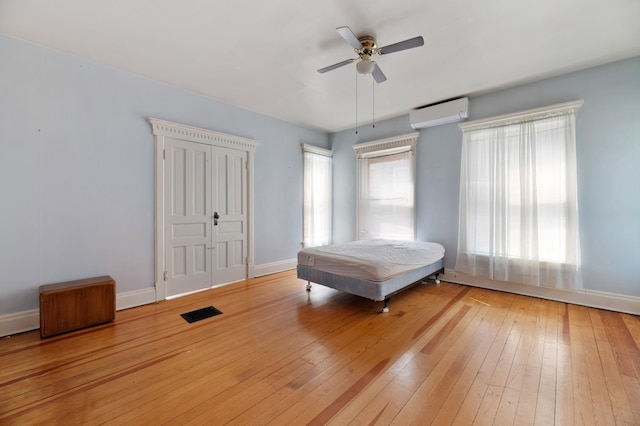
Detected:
[{"left": 297, "top": 240, "right": 445, "bottom": 282}]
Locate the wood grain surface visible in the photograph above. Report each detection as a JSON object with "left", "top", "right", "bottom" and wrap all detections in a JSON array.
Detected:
[{"left": 1, "top": 270, "right": 638, "bottom": 425}]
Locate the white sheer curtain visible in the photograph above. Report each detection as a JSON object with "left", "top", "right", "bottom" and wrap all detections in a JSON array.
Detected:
[
  {"left": 303, "top": 148, "right": 332, "bottom": 247},
  {"left": 358, "top": 150, "right": 414, "bottom": 241},
  {"left": 456, "top": 102, "right": 582, "bottom": 289}
]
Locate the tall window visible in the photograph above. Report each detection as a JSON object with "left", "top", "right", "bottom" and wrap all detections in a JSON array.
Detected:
[
  {"left": 456, "top": 101, "right": 583, "bottom": 289},
  {"left": 354, "top": 133, "right": 418, "bottom": 241},
  {"left": 302, "top": 144, "right": 332, "bottom": 247}
]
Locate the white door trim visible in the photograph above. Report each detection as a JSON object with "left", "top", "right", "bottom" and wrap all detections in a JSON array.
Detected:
[{"left": 149, "top": 118, "right": 259, "bottom": 301}]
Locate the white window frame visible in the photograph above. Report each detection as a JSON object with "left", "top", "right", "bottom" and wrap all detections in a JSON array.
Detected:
[
  {"left": 302, "top": 144, "right": 332, "bottom": 247},
  {"left": 353, "top": 133, "right": 419, "bottom": 241},
  {"left": 456, "top": 100, "right": 583, "bottom": 289}
]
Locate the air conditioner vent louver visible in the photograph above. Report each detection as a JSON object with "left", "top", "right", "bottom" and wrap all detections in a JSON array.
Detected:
[{"left": 410, "top": 97, "right": 469, "bottom": 129}]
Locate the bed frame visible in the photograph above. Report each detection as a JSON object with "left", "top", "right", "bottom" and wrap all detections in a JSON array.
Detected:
[{"left": 297, "top": 259, "right": 444, "bottom": 313}]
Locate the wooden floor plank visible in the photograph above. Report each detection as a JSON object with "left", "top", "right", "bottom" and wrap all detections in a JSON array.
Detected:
[
  {"left": 512, "top": 298, "right": 547, "bottom": 426},
  {"left": 589, "top": 309, "right": 639, "bottom": 425},
  {"left": 472, "top": 384, "right": 504, "bottom": 426},
  {"left": 568, "top": 304, "right": 599, "bottom": 426},
  {"left": 449, "top": 293, "right": 521, "bottom": 426},
  {"left": 1, "top": 270, "right": 638, "bottom": 425},
  {"left": 533, "top": 300, "right": 560, "bottom": 426},
  {"left": 554, "top": 303, "right": 576, "bottom": 426},
  {"left": 428, "top": 290, "right": 510, "bottom": 426},
  {"left": 471, "top": 295, "right": 536, "bottom": 425}
]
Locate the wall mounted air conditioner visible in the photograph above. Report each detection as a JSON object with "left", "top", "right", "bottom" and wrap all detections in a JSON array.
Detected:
[{"left": 410, "top": 97, "right": 469, "bottom": 129}]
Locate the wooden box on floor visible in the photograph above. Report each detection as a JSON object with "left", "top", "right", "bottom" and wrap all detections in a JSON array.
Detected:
[{"left": 39, "top": 276, "right": 116, "bottom": 338}]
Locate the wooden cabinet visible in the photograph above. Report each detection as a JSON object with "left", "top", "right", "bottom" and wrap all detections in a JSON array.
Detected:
[{"left": 39, "top": 276, "right": 116, "bottom": 338}]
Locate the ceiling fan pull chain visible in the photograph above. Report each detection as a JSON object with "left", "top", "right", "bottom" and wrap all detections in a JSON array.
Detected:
[
  {"left": 355, "top": 67, "right": 359, "bottom": 134},
  {"left": 372, "top": 76, "right": 375, "bottom": 128}
]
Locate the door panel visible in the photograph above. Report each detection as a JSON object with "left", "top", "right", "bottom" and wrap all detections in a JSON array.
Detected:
[
  {"left": 165, "top": 138, "right": 212, "bottom": 297},
  {"left": 212, "top": 147, "right": 248, "bottom": 285}
]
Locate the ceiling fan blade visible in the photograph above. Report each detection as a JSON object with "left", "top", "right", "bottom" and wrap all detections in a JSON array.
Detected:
[
  {"left": 317, "top": 58, "right": 356, "bottom": 73},
  {"left": 372, "top": 64, "right": 387, "bottom": 83},
  {"left": 379, "top": 36, "right": 424, "bottom": 55},
  {"left": 336, "top": 26, "right": 363, "bottom": 50}
]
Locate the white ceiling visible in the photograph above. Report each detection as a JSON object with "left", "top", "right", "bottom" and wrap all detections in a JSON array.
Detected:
[{"left": 1, "top": 0, "right": 639, "bottom": 132}]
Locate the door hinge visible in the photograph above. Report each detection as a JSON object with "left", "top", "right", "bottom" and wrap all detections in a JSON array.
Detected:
[
  {"left": 163, "top": 271, "right": 168, "bottom": 281},
  {"left": 163, "top": 149, "right": 166, "bottom": 160}
]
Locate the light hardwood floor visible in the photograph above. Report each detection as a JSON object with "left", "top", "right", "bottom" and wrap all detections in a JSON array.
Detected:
[{"left": 1, "top": 270, "right": 639, "bottom": 425}]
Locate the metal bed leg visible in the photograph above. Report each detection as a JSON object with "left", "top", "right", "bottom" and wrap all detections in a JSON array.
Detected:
[
  {"left": 382, "top": 297, "right": 390, "bottom": 313},
  {"left": 306, "top": 282, "right": 312, "bottom": 292},
  {"left": 434, "top": 268, "right": 444, "bottom": 285}
]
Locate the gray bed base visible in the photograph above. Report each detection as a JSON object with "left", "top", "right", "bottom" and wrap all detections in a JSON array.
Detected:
[{"left": 297, "top": 259, "right": 444, "bottom": 312}]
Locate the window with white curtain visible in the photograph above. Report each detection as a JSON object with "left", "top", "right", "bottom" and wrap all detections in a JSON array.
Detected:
[
  {"left": 302, "top": 144, "right": 332, "bottom": 247},
  {"left": 354, "top": 133, "right": 418, "bottom": 241},
  {"left": 456, "top": 100, "right": 583, "bottom": 289}
]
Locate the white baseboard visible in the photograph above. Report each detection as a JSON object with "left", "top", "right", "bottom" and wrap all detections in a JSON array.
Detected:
[
  {"left": 0, "top": 309, "right": 39, "bottom": 338},
  {"left": 254, "top": 258, "right": 297, "bottom": 277},
  {"left": 0, "top": 287, "right": 157, "bottom": 338},
  {"left": 442, "top": 269, "right": 640, "bottom": 315},
  {"left": 116, "top": 287, "right": 157, "bottom": 311}
]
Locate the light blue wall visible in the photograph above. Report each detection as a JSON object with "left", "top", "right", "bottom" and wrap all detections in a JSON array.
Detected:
[
  {"left": 0, "top": 34, "right": 328, "bottom": 315},
  {"left": 1, "top": 30, "right": 638, "bottom": 318},
  {"left": 331, "top": 56, "right": 640, "bottom": 297}
]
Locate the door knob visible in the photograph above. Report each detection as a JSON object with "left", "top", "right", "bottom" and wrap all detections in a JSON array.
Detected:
[{"left": 213, "top": 212, "right": 219, "bottom": 226}]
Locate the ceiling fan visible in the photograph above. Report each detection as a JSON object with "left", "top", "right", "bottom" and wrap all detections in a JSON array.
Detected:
[{"left": 318, "top": 26, "right": 424, "bottom": 83}]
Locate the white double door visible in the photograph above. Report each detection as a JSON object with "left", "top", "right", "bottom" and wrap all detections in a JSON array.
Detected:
[{"left": 164, "top": 138, "right": 247, "bottom": 297}]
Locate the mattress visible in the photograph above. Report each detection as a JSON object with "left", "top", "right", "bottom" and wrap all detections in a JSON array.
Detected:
[{"left": 297, "top": 239, "right": 445, "bottom": 282}]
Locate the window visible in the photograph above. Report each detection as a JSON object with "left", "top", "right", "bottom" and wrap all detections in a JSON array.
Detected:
[
  {"left": 302, "top": 144, "right": 332, "bottom": 247},
  {"left": 456, "top": 101, "right": 583, "bottom": 289},
  {"left": 354, "top": 133, "right": 418, "bottom": 241}
]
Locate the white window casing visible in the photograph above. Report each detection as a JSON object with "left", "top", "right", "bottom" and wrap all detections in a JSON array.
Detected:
[{"left": 354, "top": 133, "right": 419, "bottom": 241}]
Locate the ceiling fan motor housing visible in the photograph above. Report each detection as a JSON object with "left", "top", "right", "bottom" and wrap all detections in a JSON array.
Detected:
[{"left": 357, "top": 36, "right": 378, "bottom": 59}]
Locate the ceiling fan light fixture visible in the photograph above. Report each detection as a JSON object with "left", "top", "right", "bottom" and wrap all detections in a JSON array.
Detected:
[{"left": 356, "top": 59, "right": 375, "bottom": 75}]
